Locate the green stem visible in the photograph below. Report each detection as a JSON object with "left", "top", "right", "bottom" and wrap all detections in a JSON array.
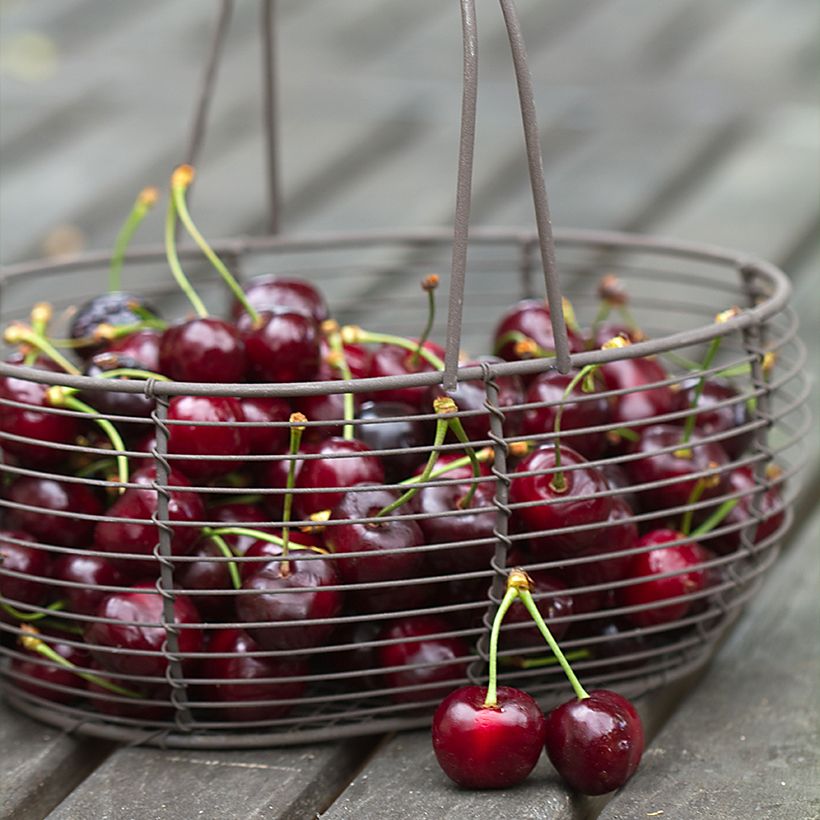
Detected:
[
  {"left": 409, "top": 275, "right": 438, "bottom": 367},
  {"left": 171, "top": 167, "right": 260, "bottom": 326},
  {"left": 324, "top": 326, "right": 355, "bottom": 441},
  {"left": 109, "top": 187, "right": 159, "bottom": 292},
  {"left": 281, "top": 416, "right": 306, "bottom": 569},
  {"left": 49, "top": 391, "right": 129, "bottom": 487},
  {"left": 20, "top": 630, "right": 143, "bottom": 698},
  {"left": 446, "top": 415, "right": 482, "bottom": 510},
  {"left": 201, "top": 529, "right": 241, "bottom": 590},
  {"left": 518, "top": 587, "right": 589, "bottom": 701},
  {"left": 344, "top": 327, "right": 445, "bottom": 371},
  {"left": 589, "top": 301, "right": 611, "bottom": 341},
  {"left": 25, "top": 304, "right": 51, "bottom": 366},
  {"left": 680, "top": 476, "right": 714, "bottom": 537},
  {"left": 493, "top": 329, "right": 553, "bottom": 359},
  {"left": 4, "top": 324, "right": 80, "bottom": 375},
  {"left": 1, "top": 599, "right": 64, "bottom": 622},
  {"left": 691, "top": 498, "right": 739, "bottom": 539},
  {"left": 551, "top": 364, "right": 598, "bottom": 492},
  {"left": 483, "top": 585, "right": 519, "bottom": 708},
  {"left": 502, "top": 648, "right": 590, "bottom": 669},
  {"left": 679, "top": 337, "right": 722, "bottom": 447},
  {"left": 398, "top": 446, "right": 494, "bottom": 487},
  {"left": 375, "top": 413, "right": 450, "bottom": 518},
  {"left": 164, "top": 190, "right": 208, "bottom": 318}
]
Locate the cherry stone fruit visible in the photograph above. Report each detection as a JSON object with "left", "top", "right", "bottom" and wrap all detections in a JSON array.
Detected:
[{"left": 432, "top": 685, "right": 547, "bottom": 789}]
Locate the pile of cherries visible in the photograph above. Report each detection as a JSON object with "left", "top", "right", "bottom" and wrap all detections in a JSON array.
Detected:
[{"left": 0, "top": 169, "right": 786, "bottom": 793}]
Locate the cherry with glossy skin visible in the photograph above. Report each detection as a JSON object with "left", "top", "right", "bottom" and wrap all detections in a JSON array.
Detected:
[
  {"left": 355, "top": 401, "right": 428, "bottom": 482},
  {"left": 207, "top": 500, "right": 279, "bottom": 556},
  {"left": 197, "top": 628, "right": 307, "bottom": 722},
  {"left": 51, "top": 553, "right": 124, "bottom": 617},
  {"left": 4, "top": 476, "right": 102, "bottom": 548},
  {"left": 238, "top": 309, "right": 321, "bottom": 383},
  {"left": 293, "top": 437, "right": 384, "bottom": 518},
  {"left": 502, "top": 570, "right": 574, "bottom": 650},
  {"left": 323, "top": 486, "right": 427, "bottom": 614},
  {"left": 599, "top": 356, "right": 685, "bottom": 428},
  {"left": 625, "top": 423, "right": 730, "bottom": 512},
  {"left": 493, "top": 299, "right": 585, "bottom": 364},
  {"left": 69, "top": 292, "right": 160, "bottom": 358},
  {"left": 377, "top": 615, "right": 469, "bottom": 704},
  {"left": 617, "top": 529, "right": 714, "bottom": 628},
  {"left": 86, "top": 663, "right": 173, "bottom": 720},
  {"left": 0, "top": 530, "right": 51, "bottom": 609},
  {"left": 363, "top": 339, "right": 447, "bottom": 410},
  {"left": 10, "top": 634, "right": 90, "bottom": 704},
  {"left": 84, "top": 581, "right": 204, "bottom": 678},
  {"left": 677, "top": 378, "right": 753, "bottom": 459},
  {"left": 315, "top": 619, "right": 381, "bottom": 690},
  {"left": 240, "top": 396, "right": 291, "bottom": 454},
  {"left": 544, "top": 689, "right": 644, "bottom": 795},
  {"left": 176, "top": 539, "right": 237, "bottom": 620},
  {"left": 92, "top": 465, "right": 206, "bottom": 576},
  {"left": 166, "top": 395, "right": 250, "bottom": 480},
  {"left": 521, "top": 370, "right": 610, "bottom": 459},
  {"left": 159, "top": 317, "right": 246, "bottom": 383},
  {"left": 105, "top": 327, "right": 162, "bottom": 371},
  {"left": 0, "top": 371, "right": 80, "bottom": 466},
  {"left": 79, "top": 351, "right": 156, "bottom": 429},
  {"left": 231, "top": 276, "right": 329, "bottom": 325},
  {"left": 432, "top": 685, "right": 547, "bottom": 789},
  {"left": 509, "top": 445, "right": 613, "bottom": 558},
  {"left": 236, "top": 545, "right": 343, "bottom": 651},
  {"left": 239, "top": 531, "right": 323, "bottom": 580}
]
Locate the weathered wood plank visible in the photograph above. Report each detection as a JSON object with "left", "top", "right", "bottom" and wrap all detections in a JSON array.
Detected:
[
  {"left": 44, "top": 736, "right": 378, "bottom": 820},
  {"left": 599, "top": 506, "right": 820, "bottom": 820},
  {"left": 0, "top": 702, "right": 112, "bottom": 820}
]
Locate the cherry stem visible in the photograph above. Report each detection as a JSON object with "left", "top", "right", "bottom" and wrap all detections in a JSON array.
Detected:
[
  {"left": 374, "top": 399, "right": 453, "bottom": 518},
  {"left": 109, "top": 186, "right": 159, "bottom": 293},
  {"left": 24, "top": 303, "right": 52, "bottom": 366},
  {"left": 75, "top": 458, "right": 117, "bottom": 478},
  {"left": 46, "top": 388, "right": 129, "bottom": 488},
  {"left": 207, "top": 527, "right": 327, "bottom": 556},
  {"left": 550, "top": 364, "right": 598, "bottom": 492},
  {"left": 19, "top": 626, "right": 144, "bottom": 698},
  {"left": 164, "top": 183, "right": 208, "bottom": 318},
  {"left": 58, "top": 368, "right": 171, "bottom": 401},
  {"left": 518, "top": 587, "right": 589, "bottom": 701},
  {"left": 445, "top": 414, "right": 482, "bottom": 510},
  {"left": 1, "top": 599, "right": 65, "bottom": 622},
  {"left": 679, "top": 336, "right": 722, "bottom": 448},
  {"left": 170, "top": 165, "right": 260, "bottom": 326},
  {"left": 342, "top": 326, "right": 445, "bottom": 371},
  {"left": 493, "top": 329, "right": 552, "bottom": 359},
  {"left": 398, "top": 446, "right": 494, "bottom": 487},
  {"left": 281, "top": 414, "right": 306, "bottom": 573},
  {"left": 4, "top": 323, "right": 80, "bottom": 375},
  {"left": 483, "top": 585, "right": 519, "bottom": 708},
  {"left": 691, "top": 498, "right": 739, "bottom": 539},
  {"left": 322, "top": 321, "right": 355, "bottom": 440},
  {"left": 409, "top": 274, "right": 439, "bottom": 367},
  {"left": 200, "top": 528, "right": 242, "bottom": 590},
  {"left": 48, "top": 319, "right": 168, "bottom": 350},
  {"left": 680, "top": 475, "right": 718, "bottom": 536},
  {"left": 506, "top": 648, "right": 590, "bottom": 669}
]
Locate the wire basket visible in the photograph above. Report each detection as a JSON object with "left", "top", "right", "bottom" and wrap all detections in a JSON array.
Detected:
[{"left": 0, "top": 1, "right": 810, "bottom": 749}]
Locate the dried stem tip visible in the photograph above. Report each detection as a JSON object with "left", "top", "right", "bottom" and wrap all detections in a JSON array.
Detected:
[
  {"left": 602, "top": 334, "right": 631, "bottom": 350},
  {"left": 31, "top": 302, "right": 53, "bottom": 325},
  {"left": 321, "top": 319, "right": 340, "bottom": 336},
  {"left": 433, "top": 396, "right": 458, "bottom": 415},
  {"left": 3, "top": 323, "right": 27, "bottom": 344},
  {"left": 506, "top": 568, "right": 533, "bottom": 592},
  {"left": 138, "top": 186, "right": 160, "bottom": 207},
  {"left": 171, "top": 164, "right": 196, "bottom": 190},
  {"left": 19, "top": 623, "right": 40, "bottom": 651},
  {"left": 715, "top": 306, "right": 741, "bottom": 324},
  {"left": 289, "top": 412, "right": 308, "bottom": 430},
  {"left": 422, "top": 274, "right": 440, "bottom": 292},
  {"left": 598, "top": 274, "right": 628, "bottom": 305}
]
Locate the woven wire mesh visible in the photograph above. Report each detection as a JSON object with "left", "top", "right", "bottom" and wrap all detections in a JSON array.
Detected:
[{"left": 0, "top": 0, "right": 810, "bottom": 748}]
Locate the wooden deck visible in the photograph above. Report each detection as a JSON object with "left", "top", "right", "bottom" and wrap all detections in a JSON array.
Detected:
[{"left": 1, "top": 1, "right": 818, "bottom": 818}]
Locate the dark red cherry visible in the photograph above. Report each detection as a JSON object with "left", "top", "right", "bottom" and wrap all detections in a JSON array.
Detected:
[
  {"left": 197, "top": 628, "right": 307, "bottom": 722},
  {"left": 84, "top": 581, "right": 203, "bottom": 678},
  {"left": 502, "top": 571, "right": 574, "bottom": 650},
  {"left": 105, "top": 327, "right": 162, "bottom": 371},
  {"left": 232, "top": 276, "right": 328, "bottom": 324},
  {"left": 316, "top": 619, "right": 381, "bottom": 690},
  {"left": 410, "top": 456, "right": 496, "bottom": 574},
  {"left": 521, "top": 370, "right": 610, "bottom": 459},
  {"left": 10, "top": 634, "right": 90, "bottom": 704},
  {"left": 92, "top": 465, "right": 205, "bottom": 576},
  {"left": 297, "top": 392, "right": 348, "bottom": 443},
  {"left": 618, "top": 529, "right": 714, "bottom": 627},
  {"left": 427, "top": 359, "right": 523, "bottom": 442},
  {"left": 544, "top": 689, "right": 644, "bottom": 795},
  {"left": 493, "top": 299, "right": 585, "bottom": 363},
  {"left": 317, "top": 338, "right": 370, "bottom": 381},
  {"left": 4, "top": 476, "right": 102, "bottom": 548},
  {"left": 239, "top": 532, "right": 323, "bottom": 580},
  {"left": 239, "top": 310, "right": 321, "bottom": 383},
  {"left": 625, "top": 424, "right": 730, "bottom": 511},
  {"left": 355, "top": 401, "right": 428, "bottom": 483},
  {"left": 166, "top": 395, "right": 250, "bottom": 480},
  {"left": 509, "top": 445, "right": 612, "bottom": 558},
  {"left": 364, "top": 340, "right": 446, "bottom": 410},
  {"left": 69, "top": 292, "right": 160, "bottom": 358},
  {"left": 51, "top": 554, "right": 124, "bottom": 617},
  {"left": 207, "top": 500, "right": 278, "bottom": 555},
  {"left": 0, "top": 530, "right": 51, "bottom": 608},
  {"left": 294, "top": 437, "right": 384, "bottom": 517},
  {"left": 599, "top": 356, "right": 684, "bottom": 427},
  {"left": 236, "top": 547, "right": 343, "bottom": 651},
  {"left": 377, "top": 615, "right": 469, "bottom": 704},
  {"left": 678, "top": 378, "right": 753, "bottom": 459},
  {"left": 0, "top": 372, "right": 80, "bottom": 466},
  {"left": 588, "top": 321, "right": 646, "bottom": 350},
  {"left": 432, "top": 685, "right": 547, "bottom": 789},
  {"left": 323, "top": 486, "right": 427, "bottom": 614},
  {"left": 176, "top": 539, "right": 236, "bottom": 620},
  {"left": 240, "top": 396, "right": 291, "bottom": 454},
  {"left": 85, "top": 663, "right": 173, "bottom": 720},
  {"left": 159, "top": 317, "right": 246, "bottom": 383},
  {"left": 79, "top": 351, "right": 156, "bottom": 429}
]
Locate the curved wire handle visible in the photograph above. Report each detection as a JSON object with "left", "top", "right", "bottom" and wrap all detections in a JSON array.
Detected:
[{"left": 184, "top": 0, "right": 572, "bottom": 388}]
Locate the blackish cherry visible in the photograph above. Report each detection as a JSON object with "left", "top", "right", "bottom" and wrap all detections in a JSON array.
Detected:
[
  {"left": 356, "top": 400, "right": 428, "bottom": 483},
  {"left": 432, "top": 685, "right": 547, "bottom": 789},
  {"left": 69, "top": 291, "right": 160, "bottom": 359},
  {"left": 79, "top": 350, "right": 156, "bottom": 427},
  {"left": 544, "top": 689, "right": 644, "bottom": 795}
]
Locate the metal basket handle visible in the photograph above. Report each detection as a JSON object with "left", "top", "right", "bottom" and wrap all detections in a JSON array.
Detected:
[{"left": 183, "top": 0, "right": 572, "bottom": 389}]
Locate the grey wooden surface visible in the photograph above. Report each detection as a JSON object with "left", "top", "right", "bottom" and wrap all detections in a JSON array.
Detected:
[{"left": 1, "top": 0, "right": 818, "bottom": 818}]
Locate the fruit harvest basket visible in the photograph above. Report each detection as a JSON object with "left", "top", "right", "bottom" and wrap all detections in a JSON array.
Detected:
[{"left": 0, "top": 0, "right": 810, "bottom": 749}]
